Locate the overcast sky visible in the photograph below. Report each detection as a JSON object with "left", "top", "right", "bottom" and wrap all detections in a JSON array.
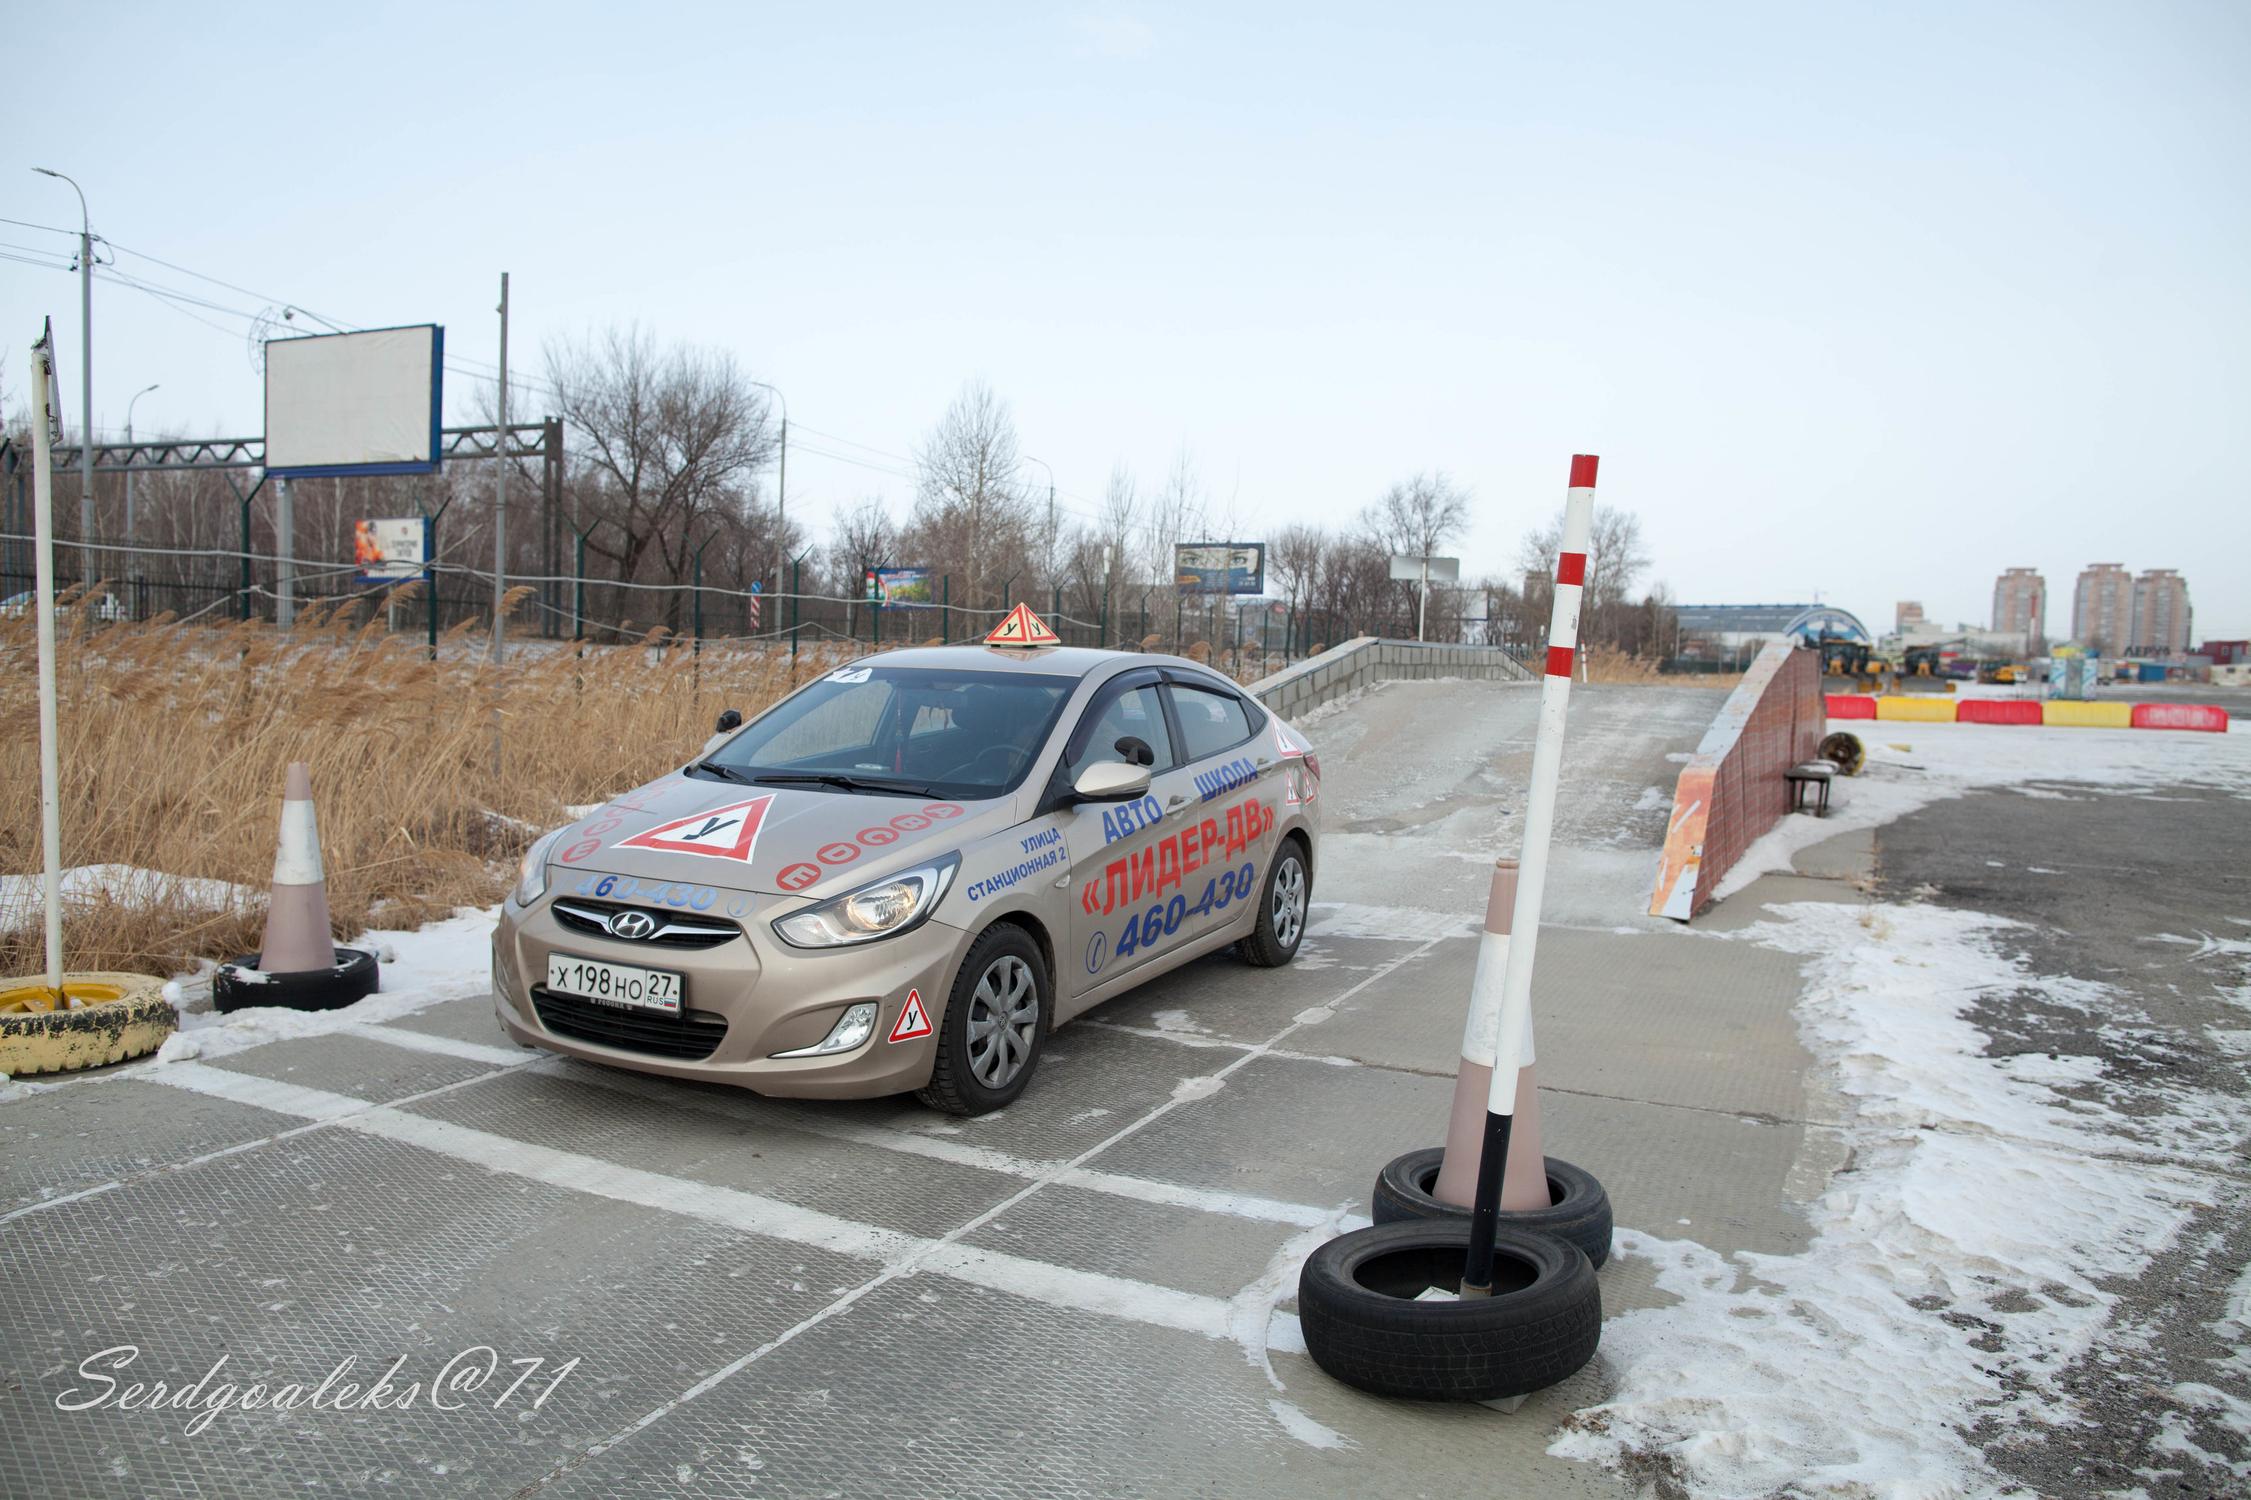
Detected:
[{"left": 7, "top": 1, "right": 2246, "bottom": 638}]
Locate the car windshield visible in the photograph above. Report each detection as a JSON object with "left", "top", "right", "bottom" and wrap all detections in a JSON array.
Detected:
[{"left": 698, "top": 666, "right": 1077, "bottom": 800}]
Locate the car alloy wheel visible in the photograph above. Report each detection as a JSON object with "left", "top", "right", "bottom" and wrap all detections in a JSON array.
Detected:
[
  {"left": 1271, "top": 853, "right": 1307, "bottom": 948},
  {"left": 966, "top": 953, "right": 1039, "bottom": 1089}
]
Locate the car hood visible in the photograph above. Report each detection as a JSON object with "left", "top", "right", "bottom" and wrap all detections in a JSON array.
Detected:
[{"left": 547, "top": 771, "right": 1014, "bottom": 899}]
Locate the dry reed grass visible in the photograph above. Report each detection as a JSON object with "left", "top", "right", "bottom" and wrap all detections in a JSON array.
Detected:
[
  {"left": 0, "top": 583, "right": 859, "bottom": 976},
  {"left": 1580, "top": 646, "right": 1741, "bottom": 689}
]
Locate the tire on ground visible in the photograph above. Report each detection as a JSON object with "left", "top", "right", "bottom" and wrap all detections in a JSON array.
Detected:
[
  {"left": 213, "top": 945, "right": 381, "bottom": 1014},
  {"left": 0, "top": 972, "right": 176, "bottom": 1076},
  {"left": 1298, "top": 1219, "right": 1602, "bottom": 1402},
  {"left": 1239, "top": 835, "right": 1310, "bottom": 969},
  {"left": 1369, "top": 1147, "right": 1614, "bottom": 1268}
]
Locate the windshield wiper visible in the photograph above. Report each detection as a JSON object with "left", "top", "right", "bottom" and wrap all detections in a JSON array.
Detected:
[
  {"left": 752, "top": 772, "right": 934, "bottom": 796},
  {"left": 691, "top": 761, "right": 758, "bottom": 784}
]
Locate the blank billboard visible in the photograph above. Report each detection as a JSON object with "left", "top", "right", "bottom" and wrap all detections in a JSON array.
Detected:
[{"left": 264, "top": 325, "right": 443, "bottom": 477}]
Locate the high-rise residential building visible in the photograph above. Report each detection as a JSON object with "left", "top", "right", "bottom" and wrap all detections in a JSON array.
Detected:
[
  {"left": 2073, "top": 564, "right": 2133, "bottom": 653},
  {"left": 1991, "top": 568, "right": 2045, "bottom": 649},
  {"left": 1895, "top": 600, "right": 1926, "bottom": 632},
  {"left": 2131, "top": 569, "right": 2193, "bottom": 655}
]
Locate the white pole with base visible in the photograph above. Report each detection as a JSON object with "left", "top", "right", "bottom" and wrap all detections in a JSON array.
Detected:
[
  {"left": 29, "top": 322, "right": 66, "bottom": 994},
  {"left": 1462, "top": 453, "right": 1598, "bottom": 1296}
]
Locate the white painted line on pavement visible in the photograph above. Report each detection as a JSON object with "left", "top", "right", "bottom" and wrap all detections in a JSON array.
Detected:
[
  {"left": 343, "top": 1022, "right": 532, "bottom": 1069},
  {"left": 143, "top": 1060, "right": 1236, "bottom": 1343}
]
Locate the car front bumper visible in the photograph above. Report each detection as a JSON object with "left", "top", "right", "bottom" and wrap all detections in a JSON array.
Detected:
[{"left": 491, "top": 890, "right": 965, "bottom": 1098}]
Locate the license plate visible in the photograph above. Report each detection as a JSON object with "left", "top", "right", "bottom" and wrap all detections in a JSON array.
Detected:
[{"left": 545, "top": 953, "right": 682, "bottom": 1014}]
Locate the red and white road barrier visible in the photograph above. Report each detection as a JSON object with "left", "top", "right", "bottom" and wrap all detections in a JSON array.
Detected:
[
  {"left": 1434, "top": 860, "right": 1549, "bottom": 1211},
  {"left": 262, "top": 762, "right": 339, "bottom": 973},
  {"left": 1461, "top": 454, "right": 1596, "bottom": 1294}
]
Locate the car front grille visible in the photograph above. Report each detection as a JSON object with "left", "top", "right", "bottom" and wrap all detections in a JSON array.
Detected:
[
  {"left": 531, "top": 988, "right": 729, "bottom": 1061},
  {"left": 550, "top": 898, "right": 742, "bottom": 949}
]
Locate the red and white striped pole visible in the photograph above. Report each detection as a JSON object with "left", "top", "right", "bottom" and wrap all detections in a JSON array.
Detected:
[{"left": 1462, "top": 453, "right": 1597, "bottom": 1295}]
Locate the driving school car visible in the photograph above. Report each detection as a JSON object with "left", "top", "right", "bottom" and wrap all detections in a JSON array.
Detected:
[{"left": 492, "top": 611, "right": 1322, "bottom": 1114}]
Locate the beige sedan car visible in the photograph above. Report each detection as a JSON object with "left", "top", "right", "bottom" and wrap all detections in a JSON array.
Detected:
[{"left": 493, "top": 643, "right": 1321, "bottom": 1113}]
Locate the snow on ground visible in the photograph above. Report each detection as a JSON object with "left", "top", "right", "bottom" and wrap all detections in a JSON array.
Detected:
[
  {"left": 0, "top": 864, "right": 259, "bottom": 932},
  {"left": 152, "top": 907, "right": 500, "bottom": 1065},
  {"left": 1558, "top": 724, "right": 2251, "bottom": 1497},
  {"left": 1554, "top": 902, "right": 2232, "bottom": 1495},
  {"left": 1713, "top": 723, "right": 2251, "bottom": 901}
]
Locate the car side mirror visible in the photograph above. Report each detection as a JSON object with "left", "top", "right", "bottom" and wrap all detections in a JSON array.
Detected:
[
  {"left": 1072, "top": 760, "right": 1152, "bottom": 802},
  {"left": 715, "top": 708, "right": 743, "bottom": 734}
]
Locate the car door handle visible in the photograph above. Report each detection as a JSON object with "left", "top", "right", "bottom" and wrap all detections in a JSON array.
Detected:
[{"left": 1166, "top": 795, "right": 1191, "bottom": 818}]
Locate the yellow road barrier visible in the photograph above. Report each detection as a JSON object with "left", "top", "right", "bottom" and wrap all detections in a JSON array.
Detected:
[
  {"left": 2042, "top": 700, "right": 2133, "bottom": 728},
  {"left": 1875, "top": 697, "right": 1959, "bottom": 723}
]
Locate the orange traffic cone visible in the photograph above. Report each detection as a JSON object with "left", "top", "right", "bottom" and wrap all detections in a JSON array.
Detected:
[
  {"left": 262, "top": 761, "right": 338, "bottom": 973},
  {"left": 212, "top": 762, "right": 379, "bottom": 1013}
]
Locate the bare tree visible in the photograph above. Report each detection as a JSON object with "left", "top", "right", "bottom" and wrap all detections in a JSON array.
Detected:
[
  {"left": 1516, "top": 502, "right": 1653, "bottom": 648},
  {"left": 545, "top": 325, "right": 779, "bottom": 625},
  {"left": 1365, "top": 472, "right": 1471, "bottom": 561},
  {"left": 1268, "top": 522, "right": 1324, "bottom": 616},
  {"left": 910, "top": 379, "right": 1032, "bottom": 609}
]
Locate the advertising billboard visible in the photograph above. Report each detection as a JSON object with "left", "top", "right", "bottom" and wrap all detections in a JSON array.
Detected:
[
  {"left": 865, "top": 567, "right": 935, "bottom": 605},
  {"left": 265, "top": 325, "right": 444, "bottom": 478},
  {"left": 1174, "top": 543, "right": 1265, "bottom": 595},
  {"left": 353, "top": 517, "right": 430, "bottom": 584}
]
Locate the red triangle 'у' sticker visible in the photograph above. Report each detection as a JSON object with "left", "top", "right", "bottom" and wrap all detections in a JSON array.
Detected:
[
  {"left": 615, "top": 796, "right": 774, "bottom": 863},
  {"left": 888, "top": 988, "right": 934, "bottom": 1043}
]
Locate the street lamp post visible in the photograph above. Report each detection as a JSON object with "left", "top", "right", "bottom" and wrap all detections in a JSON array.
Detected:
[
  {"left": 124, "top": 383, "right": 158, "bottom": 570},
  {"left": 32, "top": 168, "right": 94, "bottom": 574}
]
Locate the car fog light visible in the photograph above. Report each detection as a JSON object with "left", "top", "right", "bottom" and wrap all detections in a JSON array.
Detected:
[{"left": 771, "top": 1001, "right": 879, "bottom": 1058}]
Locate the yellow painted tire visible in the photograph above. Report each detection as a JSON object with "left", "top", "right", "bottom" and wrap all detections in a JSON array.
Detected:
[{"left": 0, "top": 972, "right": 176, "bottom": 1077}]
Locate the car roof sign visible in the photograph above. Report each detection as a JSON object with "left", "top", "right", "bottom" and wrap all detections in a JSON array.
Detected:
[{"left": 985, "top": 603, "right": 1061, "bottom": 648}]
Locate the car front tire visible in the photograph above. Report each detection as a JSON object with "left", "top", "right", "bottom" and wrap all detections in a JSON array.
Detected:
[{"left": 917, "top": 923, "right": 1051, "bottom": 1116}]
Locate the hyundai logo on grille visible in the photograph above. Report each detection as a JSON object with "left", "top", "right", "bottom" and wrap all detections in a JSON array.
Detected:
[{"left": 606, "top": 909, "right": 659, "bottom": 941}]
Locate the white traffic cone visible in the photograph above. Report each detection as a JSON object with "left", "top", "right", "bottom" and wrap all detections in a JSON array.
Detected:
[
  {"left": 1433, "top": 858, "right": 1549, "bottom": 1210},
  {"left": 261, "top": 761, "right": 338, "bottom": 974}
]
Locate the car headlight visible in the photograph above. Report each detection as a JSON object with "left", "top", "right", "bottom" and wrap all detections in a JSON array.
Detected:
[
  {"left": 771, "top": 856, "right": 959, "bottom": 948},
  {"left": 514, "top": 829, "right": 565, "bottom": 907}
]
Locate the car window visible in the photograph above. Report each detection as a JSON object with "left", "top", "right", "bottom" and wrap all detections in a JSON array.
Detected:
[
  {"left": 705, "top": 668, "right": 1075, "bottom": 799},
  {"left": 1169, "top": 682, "right": 1255, "bottom": 762},
  {"left": 1066, "top": 684, "right": 1176, "bottom": 779}
]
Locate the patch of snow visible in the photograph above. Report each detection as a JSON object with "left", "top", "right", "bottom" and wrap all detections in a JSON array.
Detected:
[
  {"left": 1554, "top": 900, "right": 2229, "bottom": 1496},
  {"left": 151, "top": 908, "right": 499, "bottom": 1067},
  {"left": 1632, "top": 785, "right": 1672, "bottom": 813},
  {"left": 1266, "top": 1398, "right": 1355, "bottom": 1450},
  {"left": 1149, "top": 1009, "right": 1210, "bottom": 1036},
  {"left": 1305, "top": 902, "right": 1475, "bottom": 943},
  {"left": 0, "top": 864, "right": 259, "bottom": 931}
]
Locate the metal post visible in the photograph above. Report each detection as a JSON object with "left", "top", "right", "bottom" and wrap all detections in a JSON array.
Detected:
[
  {"left": 28, "top": 324, "right": 65, "bottom": 993},
  {"left": 573, "top": 529, "right": 586, "bottom": 643},
  {"left": 1462, "top": 455, "right": 1599, "bottom": 1296},
  {"left": 692, "top": 537, "right": 707, "bottom": 656},
  {"left": 1100, "top": 586, "right": 1110, "bottom": 648},
  {"left": 124, "top": 382, "right": 156, "bottom": 576},
  {"left": 425, "top": 506, "right": 440, "bottom": 660},
  {"left": 238, "top": 490, "right": 252, "bottom": 620},
  {"left": 777, "top": 414, "right": 787, "bottom": 580},
  {"left": 543, "top": 416, "right": 563, "bottom": 639},
  {"left": 790, "top": 552, "right": 804, "bottom": 660},
  {"left": 942, "top": 574, "right": 951, "bottom": 641},
  {"left": 275, "top": 477, "right": 295, "bottom": 627},
  {"left": 490, "top": 272, "right": 510, "bottom": 663},
  {"left": 1418, "top": 557, "right": 1430, "bottom": 642}
]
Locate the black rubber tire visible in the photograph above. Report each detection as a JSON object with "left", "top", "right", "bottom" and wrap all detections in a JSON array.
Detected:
[
  {"left": 1238, "top": 835, "right": 1309, "bottom": 969},
  {"left": 1298, "top": 1219, "right": 1602, "bottom": 1402},
  {"left": 1369, "top": 1148, "right": 1613, "bottom": 1269},
  {"left": 916, "top": 923, "right": 1051, "bottom": 1116},
  {"left": 213, "top": 945, "right": 381, "bottom": 1014}
]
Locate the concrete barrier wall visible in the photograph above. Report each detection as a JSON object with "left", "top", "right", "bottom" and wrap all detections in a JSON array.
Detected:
[
  {"left": 1249, "top": 636, "right": 1534, "bottom": 721},
  {"left": 1822, "top": 694, "right": 2228, "bottom": 733},
  {"left": 1649, "top": 640, "right": 1825, "bottom": 922}
]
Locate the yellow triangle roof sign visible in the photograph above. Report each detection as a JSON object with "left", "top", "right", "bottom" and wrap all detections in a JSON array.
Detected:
[{"left": 985, "top": 603, "right": 1061, "bottom": 648}]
